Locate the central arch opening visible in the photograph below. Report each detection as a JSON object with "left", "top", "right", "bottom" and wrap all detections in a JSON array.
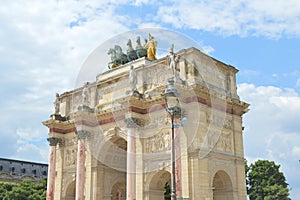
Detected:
[
  {"left": 111, "top": 181, "right": 126, "bottom": 200},
  {"left": 149, "top": 170, "right": 171, "bottom": 200},
  {"left": 101, "top": 137, "right": 127, "bottom": 172},
  {"left": 104, "top": 137, "right": 127, "bottom": 200}
]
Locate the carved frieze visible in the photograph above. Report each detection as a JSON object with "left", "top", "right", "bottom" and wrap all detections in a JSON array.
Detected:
[
  {"left": 207, "top": 113, "right": 232, "bottom": 130},
  {"left": 219, "top": 133, "right": 232, "bottom": 152},
  {"left": 65, "top": 148, "right": 77, "bottom": 167},
  {"left": 143, "top": 65, "right": 171, "bottom": 92},
  {"left": 207, "top": 130, "right": 232, "bottom": 153},
  {"left": 145, "top": 131, "right": 171, "bottom": 153}
]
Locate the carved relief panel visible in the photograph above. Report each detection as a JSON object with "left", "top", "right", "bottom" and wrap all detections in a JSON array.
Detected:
[
  {"left": 65, "top": 148, "right": 77, "bottom": 167},
  {"left": 142, "top": 65, "right": 171, "bottom": 92},
  {"left": 144, "top": 130, "right": 171, "bottom": 153},
  {"left": 207, "top": 130, "right": 232, "bottom": 153},
  {"left": 63, "top": 136, "right": 78, "bottom": 167}
]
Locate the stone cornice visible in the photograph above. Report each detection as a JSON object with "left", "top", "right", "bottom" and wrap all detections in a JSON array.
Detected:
[
  {"left": 42, "top": 92, "right": 248, "bottom": 135},
  {"left": 188, "top": 149, "right": 245, "bottom": 162},
  {"left": 42, "top": 118, "right": 75, "bottom": 133},
  {"left": 181, "top": 47, "right": 239, "bottom": 74}
]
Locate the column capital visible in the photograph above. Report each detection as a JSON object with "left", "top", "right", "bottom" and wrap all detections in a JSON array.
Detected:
[
  {"left": 124, "top": 117, "right": 144, "bottom": 128},
  {"left": 75, "top": 130, "right": 91, "bottom": 140},
  {"left": 47, "top": 137, "right": 61, "bottom": 146}
]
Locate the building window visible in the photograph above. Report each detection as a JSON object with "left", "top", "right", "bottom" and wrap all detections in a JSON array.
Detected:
[{"left": 11, "top": 167, "right": 15, "bottom": 175}]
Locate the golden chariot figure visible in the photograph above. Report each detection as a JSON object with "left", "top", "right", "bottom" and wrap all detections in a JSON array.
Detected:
[{"left": 144, "top": 33, "right": 157, "bottom": 60}]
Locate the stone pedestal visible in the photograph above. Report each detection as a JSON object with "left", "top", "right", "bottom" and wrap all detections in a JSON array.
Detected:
[{"left": 46, "top": 137, "right": 60, "bottom": 200}]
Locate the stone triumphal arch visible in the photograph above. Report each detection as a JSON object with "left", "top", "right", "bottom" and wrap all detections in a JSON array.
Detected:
[{"left": 43, "top": 39, "right": 249, "bottom": 200}]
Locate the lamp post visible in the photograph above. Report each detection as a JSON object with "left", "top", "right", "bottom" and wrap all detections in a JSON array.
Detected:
[{"left": 164, "top": 78, "right": 181, "bottom": 200}]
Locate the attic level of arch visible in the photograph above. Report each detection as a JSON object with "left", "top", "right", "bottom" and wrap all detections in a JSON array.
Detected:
[{"left": 44, "top": 47, "right": 249, "bottom": 134}]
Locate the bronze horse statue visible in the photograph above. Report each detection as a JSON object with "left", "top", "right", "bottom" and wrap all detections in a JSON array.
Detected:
[
  {"left": 107, "top": 36, "right": 149, "bottom": 69},
  {"left": 107, "top": 45, "right": 128, "bottom": 69},
  {"left": 127, "top": 39, "right": 138, "bottom": 61},
  {"left": 136, "top": 36, "right": 147, "bottom": 58}
]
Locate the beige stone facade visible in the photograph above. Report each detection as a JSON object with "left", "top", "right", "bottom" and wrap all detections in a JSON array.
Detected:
[{"left": 43, "top": 47, "right": 249, "bottom": 200}]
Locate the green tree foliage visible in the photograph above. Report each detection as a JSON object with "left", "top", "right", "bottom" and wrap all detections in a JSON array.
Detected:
[
  {"left": 246, "top": 160, "right": 290, "bottom": 200},
  {"left": 164, "top": 182, "right": 171, "bottom": 200},
  {"left": 0, "top": 179, "right": 47, "bottom": 200}
]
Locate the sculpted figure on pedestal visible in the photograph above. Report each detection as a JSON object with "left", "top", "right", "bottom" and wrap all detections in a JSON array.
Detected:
[
  {"left": 54, "top": 93, "right": 60, "bottom": 114},
  {"left": 82, "top": 82, "right": 89, "bottom": 106},
  {"left": 168, "top": 44, "right": 180, "bottom": 76},
  {"left": 129, "top": 65, "right": 137, "bottom": 93},
  {"left": 144, "top": 33, "right": 157, "bottom": 60}
]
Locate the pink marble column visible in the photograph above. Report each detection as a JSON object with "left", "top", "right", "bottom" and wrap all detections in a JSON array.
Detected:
[
  {"left": 174, "top": 119, "right": 182, "bottom": 198},
  {"left": 75, "top": 130, "right": 89, "bottom": 200},
  {"left": 125, "top": 117, "right": 141, "bottom": 200},
  {"left": 46, "top": 137, "right": 60, "bottom": 200},
  {"left": 127, "top": 128, "right": 136, "bottom": 200}
]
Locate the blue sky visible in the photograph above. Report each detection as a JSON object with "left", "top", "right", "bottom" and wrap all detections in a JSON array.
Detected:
[{"left": 0, "top": 0, "right": 299, "bottom": 198}]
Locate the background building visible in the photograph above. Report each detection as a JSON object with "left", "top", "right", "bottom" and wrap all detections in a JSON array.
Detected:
[
  {"left": 0, "top": 158, "right": 48, "bottom": 183},
  {"left": 43, "top": 46, "right": 249, "bottom": 200}
]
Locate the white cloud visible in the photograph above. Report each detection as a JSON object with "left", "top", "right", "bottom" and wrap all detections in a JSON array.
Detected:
[
  {"left": 238, "top": 83, "right": 300, "bottom": 199},
  {"left": 157, "top": 0, "right": 300, "bottom": 38},
  {"left": 198, "top": 42, "right": 215, "bottom": 55},
  {"left": 0, "top": 1, "right": 218, "bottom": 164},
  {"left": 130, "top": 0, "right": 151, "bottom": 6},
  {"left": 16, "top": 128, "right": 45, "bottom": 142},
  {"left": 14, "top": 143, "right": 49, "bottom": 163},
  {"left": 296, "top": 79, "right": 300, "bottom": 87},
  {"left": 292, "top": 146, "right": 300, "bottom": 157},
  {"left": 137, "top": 22, "right": 163, "bottom": 29},
  {"left": 0, "top": 0, "right": 132, "bottom": 162}
]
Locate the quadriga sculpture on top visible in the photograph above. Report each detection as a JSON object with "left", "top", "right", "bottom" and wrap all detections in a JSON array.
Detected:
[{"left": 107, "top": 34, "right": 157, "bottom": 69}]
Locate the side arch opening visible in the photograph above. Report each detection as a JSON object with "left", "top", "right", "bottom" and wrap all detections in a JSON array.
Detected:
[{"left": 212, "top": 170, "right": 233, "bottom": 200}]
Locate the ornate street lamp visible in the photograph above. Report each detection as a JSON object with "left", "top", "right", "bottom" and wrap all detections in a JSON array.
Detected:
[{"left": 164, "top": 78, "right": 181, "bottom": 200}]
